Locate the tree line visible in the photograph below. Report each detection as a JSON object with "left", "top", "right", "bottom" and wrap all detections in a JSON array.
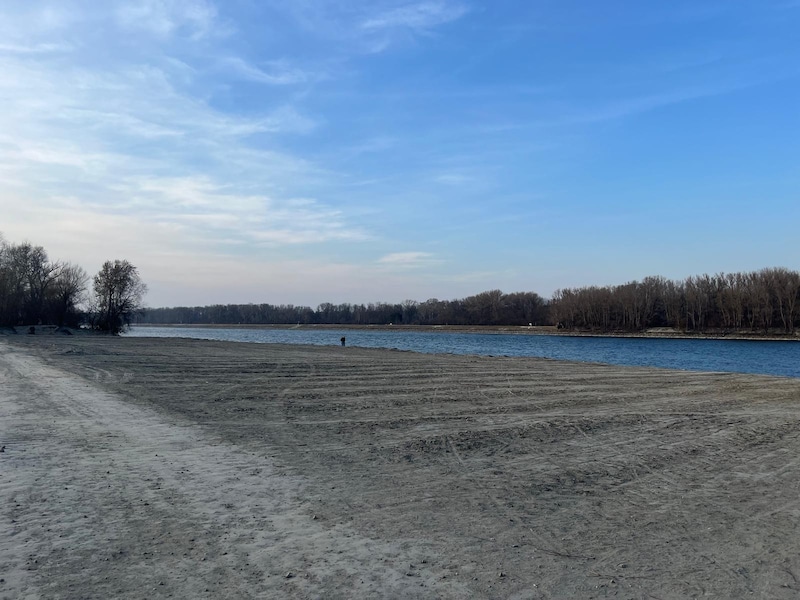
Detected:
[
  {"left": 143, "top": 268, "right": 800, "bottom": 335},
  {"left": 0, "top": 234, "right": 146, "bottom": 334},
  {"left": 140, "top": 290, "right": 550, "bottom": 327},
  {"left": 550, "top": 268, "right": 800, "bottom": 333},
  {"left": 4, "top": 230, "right": 798, "bottom": 335}
]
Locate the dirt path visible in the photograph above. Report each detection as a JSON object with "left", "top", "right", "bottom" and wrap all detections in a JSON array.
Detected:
[
  {"left": 0, "top": 341, "right": 466, "bottom": 599},
  {"left": 3, "top": 335, "right": 800, "bottom": 599}
]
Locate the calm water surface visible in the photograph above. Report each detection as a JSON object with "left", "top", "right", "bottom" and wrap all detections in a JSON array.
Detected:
[{"left": 127, "top": 326, "right": 800, "bottom": 379}]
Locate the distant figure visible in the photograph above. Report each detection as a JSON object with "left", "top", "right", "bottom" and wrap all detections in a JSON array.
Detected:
[
  {"left": 340, "top": 336, "right": 346, "bottom": 347},
  {"left": 28, "top": 326, "right": 35, "bottom": 335}
]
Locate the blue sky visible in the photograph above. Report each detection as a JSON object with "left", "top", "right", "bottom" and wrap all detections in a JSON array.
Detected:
[{"left": 1, "top": 1, "right": 798, "bottom": 307}]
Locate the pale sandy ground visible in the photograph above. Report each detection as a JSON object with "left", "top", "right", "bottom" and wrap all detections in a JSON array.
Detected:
[{"left": 2, "top": 335, "right": 800, "bottom": 599}]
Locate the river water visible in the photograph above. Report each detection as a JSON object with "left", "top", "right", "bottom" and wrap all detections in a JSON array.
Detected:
[{"left": 126, "top": 326, "right": 800, "bottom": 379}]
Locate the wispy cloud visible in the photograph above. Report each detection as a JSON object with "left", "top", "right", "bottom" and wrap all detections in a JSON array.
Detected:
[
  {"left": 116, "top": 0, "right": 219, "bottom": 39},
  {"left": 362, "top": 2, "right": 469, "bottom": 31},
  {"left": 0, "top": 42, "right": 73, "bottom": 54},
  {"left": 218, "top": 57, "right": 314, "bottom": 85},
  {"left": 377, "top": 252, "right": 439, "bottom": 269},
  {"left": 274, "top": 0, "right": 470, "bottom": 53},
  {"left": 129, "top": 177, "right": 366, "bottom": 245},
  {"left": 433, "top": 173, "right": 473, "bottom": 185},
  {"left": 561, "top": 73, "right": 795, "bottom": 126}
]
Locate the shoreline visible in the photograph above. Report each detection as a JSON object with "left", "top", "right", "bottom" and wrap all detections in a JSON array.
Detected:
[
  {"left": 132, "top": 322, "right": 800, "bottom": 342},
  {"left": 4, "top": 322, "right": 797, "bottom": 343}
]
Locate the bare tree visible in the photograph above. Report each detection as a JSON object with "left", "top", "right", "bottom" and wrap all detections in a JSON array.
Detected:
[
  {"left": 759, "top": 267, "right": 800, "bottom": 333},
  {"left": 47, "top": 263, "right": 88, "bottom": 326},
  {"left": 0, "top": 237, "right": 14, "bottom": 325},
  {"left": 401, "top": 299, "right": 419, "bottom": 324},
  {"left": 0, "top": 241, "right": 62, "bottom": 325},
  {"left": 465, "top": 290, "right": 505, "bottom": 325},
  {"left": 92, "top": 260, "right": 147, "bottom": 334},
  {"left": 744, "top": 271, "right": 773, "bottom": 332}
]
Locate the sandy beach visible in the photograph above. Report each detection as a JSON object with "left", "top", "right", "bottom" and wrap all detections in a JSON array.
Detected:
[{"left": 3, "top": 335, "right": 800, "bottom": 599}]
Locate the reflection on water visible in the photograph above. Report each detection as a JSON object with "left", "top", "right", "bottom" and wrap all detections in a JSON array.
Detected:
[{"left": 126, "top": 326, "right": 800, "bottom": 379}]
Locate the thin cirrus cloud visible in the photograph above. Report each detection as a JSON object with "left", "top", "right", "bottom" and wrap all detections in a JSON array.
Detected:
[
  {"left": 274, "top": 0, "right": 470, "bottom": 54},
  {"left": 361, "top": 1, "right": 469, "bottom": 31},
  {"left": 377, "top": 252, "right": 439, "bottom": 269},
  {"left": 217, "top": 57, "right": 315, "bottom": 86},
  {"left": 115, "top": 0, "right": 220, "bottom": 38},
  {"left": 1, "top": 55, "right": 265, "bottom": 141},
  {"left": 0, "top": 42, "right": 73, "bottom": 54},
  {"left": 113, "top": 177, "right": 368, "bottom": 245}
]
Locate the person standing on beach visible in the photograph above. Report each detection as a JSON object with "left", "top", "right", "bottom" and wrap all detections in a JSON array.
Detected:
[{"left": 341, "top": 336, "right": 346, "bottom": 347}]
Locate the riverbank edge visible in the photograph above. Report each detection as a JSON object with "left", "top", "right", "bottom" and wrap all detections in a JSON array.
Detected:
[{"left": 131, "top": 323, "right": 800, "bottom": 342}]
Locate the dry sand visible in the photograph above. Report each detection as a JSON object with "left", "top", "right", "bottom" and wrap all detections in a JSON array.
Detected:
[{"left": 2, "top": 335, "right": 800, "bottom": 599}]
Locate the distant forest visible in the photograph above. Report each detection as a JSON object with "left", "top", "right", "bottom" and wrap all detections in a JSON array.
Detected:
[
  {"left": 141, "top": 290, "right": 549, "bottom": 328},
  {"left": 550, "top": 268, "right": 800, "bottom": 333},
  {"left": 143, "top": 267, "right": 800, "bottom": 334}
]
